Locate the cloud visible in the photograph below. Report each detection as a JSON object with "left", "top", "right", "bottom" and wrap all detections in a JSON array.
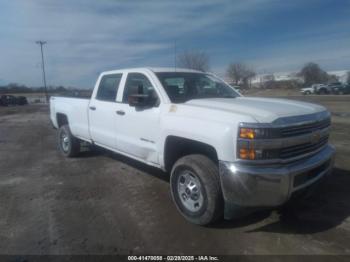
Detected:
[
  {"left": 210, "top": 9, "right": 350, "bottom": 75},
  {"left": 246, "top": 33, "right": 350, "bottom": 73},
  {"left": 0, "top": 0, "right": 349, "bottom": 87},
  {"left": 1, "top": 0, "right": 283, "bottom": 87}
]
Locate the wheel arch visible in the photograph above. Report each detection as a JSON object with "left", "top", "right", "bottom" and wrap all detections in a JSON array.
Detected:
[
  {"left": 56, "top": 113, "right": 69, "bottom": 127},
  {"left": 163, "top": 135, "right": 218, "bottom": 172}
]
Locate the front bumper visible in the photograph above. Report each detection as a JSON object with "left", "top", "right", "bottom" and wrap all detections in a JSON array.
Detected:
[{"left": 219, "top": 144, "right": 335, "bottom": 208}]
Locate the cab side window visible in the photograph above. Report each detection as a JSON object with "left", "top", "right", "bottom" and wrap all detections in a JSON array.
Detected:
[
  {"left": 122, "top": 73, "right": 159, "bottom": 105},
  {"left": 96, "top": 74, "right": 122, "bottom": 102}
]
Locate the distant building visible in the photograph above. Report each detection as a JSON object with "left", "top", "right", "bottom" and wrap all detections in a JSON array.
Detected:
[
  {"left": 274, "top": 72, "right": 303, "bottom": 83},
  {"left": 251, "top": 70, "right": 349, "bottom": 87},
  {"left": 251, "top": 72, "right": 303, "bottom": 86},
  {"left": 327, "top": 70, "right": 349, "bottom": 83}
]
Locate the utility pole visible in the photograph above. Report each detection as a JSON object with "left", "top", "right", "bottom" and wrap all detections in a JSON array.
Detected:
[
  {"left": 174, "top": 40, "right": 177, "bottom": 71},
  {"left": 35, "top": 40, "right": 48, "bottom": 103}
]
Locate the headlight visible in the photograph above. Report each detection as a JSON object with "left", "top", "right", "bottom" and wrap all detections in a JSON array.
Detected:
[
  {"left": 237, "top": 140, "right": 279, "bottom": 160},
  {"left": 237, "top": 126, "right": 279, "bottom": 160},
  {"left": 239, "top": 128, "right": 255, "bottom": 139},
  {"left": 238, "top": 126, "right": 279, "bottom": 139}
]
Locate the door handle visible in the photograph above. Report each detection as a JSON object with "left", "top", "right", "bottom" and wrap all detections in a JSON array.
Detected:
[
  {"left": 89, "top": 106, "right": 96, "bottom": 110},
  {"left": 116, "top": 110, "right": 125, "bottom": 116}
]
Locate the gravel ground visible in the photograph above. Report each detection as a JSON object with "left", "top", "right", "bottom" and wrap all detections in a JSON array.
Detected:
[{"left": 0, "top": 95, "right": 349, "bottom": 255}]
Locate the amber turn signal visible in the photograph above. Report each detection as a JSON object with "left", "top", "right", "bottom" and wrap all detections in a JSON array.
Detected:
[
  {"left": 239, "top": 148, "right": 256, "bottom": 160},
  {"left": 239, "top": 128, "right": 255, "bottom": 139}
]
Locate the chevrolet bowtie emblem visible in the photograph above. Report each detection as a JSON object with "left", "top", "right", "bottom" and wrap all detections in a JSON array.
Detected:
[{"left": 311, "top": 130, "right": 321, "bottom": 144}]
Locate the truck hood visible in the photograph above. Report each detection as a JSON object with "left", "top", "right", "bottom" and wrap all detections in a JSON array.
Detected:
[{"left": 184, "top": 97, "right": 326, "bottom": 123}]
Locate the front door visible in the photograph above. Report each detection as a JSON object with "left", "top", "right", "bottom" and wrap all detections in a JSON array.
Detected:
[{"left": 114, "top": 72, "right": 161, "bottom": 164}]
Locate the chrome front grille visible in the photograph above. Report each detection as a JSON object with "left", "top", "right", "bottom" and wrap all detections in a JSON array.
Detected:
[
  {"left": 280, "top": 135, "right": 329, "bottom": 159},
  {"left": 281, "top": 118, "right": 331, "bottom": 137},
  {"left": 238, "top": 112, "right": 332, "bottom": 164}
]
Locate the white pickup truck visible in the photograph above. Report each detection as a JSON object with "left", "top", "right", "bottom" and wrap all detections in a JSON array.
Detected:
[{"left": 50, "top": 67, "right": 335, "bottom": 225}]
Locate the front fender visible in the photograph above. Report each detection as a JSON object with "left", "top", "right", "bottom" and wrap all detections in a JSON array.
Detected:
[{"left": 159, "top": 115, "right": 235, "bottom": 165}]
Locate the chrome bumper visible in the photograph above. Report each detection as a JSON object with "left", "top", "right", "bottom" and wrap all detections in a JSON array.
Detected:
[{"left": 219, "top": 145, "right": 335, "bottom": 208}]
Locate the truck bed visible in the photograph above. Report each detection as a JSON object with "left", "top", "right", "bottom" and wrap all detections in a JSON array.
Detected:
[{"left": 50, "top": 96, "right": 91, "bottom": 140}]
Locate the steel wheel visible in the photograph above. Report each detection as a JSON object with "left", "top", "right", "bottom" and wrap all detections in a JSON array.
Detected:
[
  {"left": 57, "top": 124, "right": 80, "bottom": 157},
  {"left": 60, "top": 130, "right": 70, "bottom": 152},
  {"left": 177, "top": 170, "right": 204, "bottom": 212},
  {"left": 170, "top": 155, "right": 224, "bottom": 225}
]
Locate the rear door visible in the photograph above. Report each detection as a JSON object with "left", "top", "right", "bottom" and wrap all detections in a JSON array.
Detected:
[
  {"left": 114, "top": 72, "right": 161, "bottom": 164},
  {"left": 88, "top": 73, "right": 123, "bottom": 149}
]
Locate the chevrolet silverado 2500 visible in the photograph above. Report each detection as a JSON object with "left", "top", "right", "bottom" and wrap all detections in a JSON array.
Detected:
[{"left": 50, "top": 67, "right": 335, "bottom": 225}]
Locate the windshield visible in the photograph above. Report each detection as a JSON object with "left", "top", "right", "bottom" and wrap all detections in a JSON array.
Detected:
[{"left": 156, "top": 72, "right": 240, "bottom": 103}]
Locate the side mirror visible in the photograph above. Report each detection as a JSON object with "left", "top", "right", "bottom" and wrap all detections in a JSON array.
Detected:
[{"left": 128, "top": 94, "right": 153, "bottom": 108}]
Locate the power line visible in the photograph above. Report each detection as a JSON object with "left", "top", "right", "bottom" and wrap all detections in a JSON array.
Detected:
[{"left": 35, "top": 40, "right": 48, "bottom": 103}]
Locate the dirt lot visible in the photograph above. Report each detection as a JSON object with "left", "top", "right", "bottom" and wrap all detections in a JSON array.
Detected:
[{"left": 0, "top": 95, "right": 349, "bottom": 255}]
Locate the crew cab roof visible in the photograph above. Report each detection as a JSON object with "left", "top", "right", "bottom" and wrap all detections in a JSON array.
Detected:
[
  {"left": 148, "top": 67, "right": 203, "bottom": 73},
  {"left": 100, "top": 67, "right": 204, "bottom": 75}
]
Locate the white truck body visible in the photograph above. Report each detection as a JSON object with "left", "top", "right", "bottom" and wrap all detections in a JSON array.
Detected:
[{"left": 50, "top": 67, "right": 335, "bottom": 223}]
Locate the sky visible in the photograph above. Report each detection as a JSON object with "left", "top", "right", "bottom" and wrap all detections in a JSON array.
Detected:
[{"left": 1, "top": 0, "right": 349, "bottom": 88}]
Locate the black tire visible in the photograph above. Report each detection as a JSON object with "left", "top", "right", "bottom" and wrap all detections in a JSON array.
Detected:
[
  {"left": 58, "top": 124, "right": 80, "bottom": 157},
  {"left": 305, "top": 91, "right": 311, "bottom": 95},
  {"left": 319, "top": 88, "right": 327, "bottom": 95},
  {"left": 170, "top": 154, "right": 224, "bottom": 225}
]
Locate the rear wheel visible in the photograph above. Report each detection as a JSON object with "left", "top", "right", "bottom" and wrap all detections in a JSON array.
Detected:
[
  {"left": 319, "top": 88, "right": 327, "bottom": 95},
  {"left": 170, "top": 154, "right": 224, "bottom": 225},
  {"left": 58, "top": 124, "right": 80, "bottom": 157}
]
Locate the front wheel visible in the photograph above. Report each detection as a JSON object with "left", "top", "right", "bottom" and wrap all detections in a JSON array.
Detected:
[
  {"left": 170, "top": 154, "right": 224, "bottom": 225},
  {"left": 58, "top": 124, "right": 80, "bottom": 157}
]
